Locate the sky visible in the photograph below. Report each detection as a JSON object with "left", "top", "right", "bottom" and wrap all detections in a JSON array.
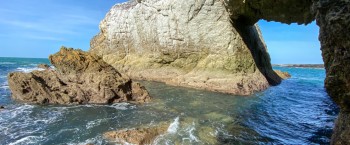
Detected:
[{"left": 0, "top": 0, "right": 323, "bottom": 64}]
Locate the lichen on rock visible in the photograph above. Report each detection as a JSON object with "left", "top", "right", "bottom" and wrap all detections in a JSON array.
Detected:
[{"left": 8, "top": 46, "right": 151, "bottom": 104}]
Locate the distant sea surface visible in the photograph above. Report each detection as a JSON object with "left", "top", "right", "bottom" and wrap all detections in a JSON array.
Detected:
[{"left": 0, "top": 57, "right": 339, "bottom": 144}]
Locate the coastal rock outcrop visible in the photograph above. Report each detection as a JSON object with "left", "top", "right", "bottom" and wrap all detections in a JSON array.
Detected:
[
  {"left": 104, "top": 123, "right": 169, "bottom": 144},
  {"left": 90, "top": 0, "right": 282, "bottom": 95},
  {"left": 8, "top": 47, "right": 150, "bottom": 104}
]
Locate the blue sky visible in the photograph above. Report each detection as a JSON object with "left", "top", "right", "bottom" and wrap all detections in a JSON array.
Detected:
[{"left": 0, "top": 0, "right": 323, "bottom": 64}]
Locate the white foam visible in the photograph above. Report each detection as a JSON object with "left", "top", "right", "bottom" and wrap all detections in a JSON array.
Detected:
[
  {"left": 167, "top": 117, "right": 180, "bottom": 134},
  {"left": 188, "top": 123, "right": 199, "bottom": 142},
  {"left": 66, "top": 135, "right": 107, "bottom": 145},
  {"left": 86, "top": 119, "right": 103, "bottom": 129},
  {"left": 0, "top": 85, "right": 9, "bottom": 89},
  {"left": 16, "top": 67, "right": 45, "bottom": 73},
  {"left": 84, "top": 103, "right": 135, "bottom": 110},
  {"left": 8, "top": 136, "right": 45, "bottom": 145}
]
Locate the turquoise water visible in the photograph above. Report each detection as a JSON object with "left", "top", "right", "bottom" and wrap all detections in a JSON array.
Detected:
[{"left": 0, "top": 57, "right": 338, "bottom": 144}]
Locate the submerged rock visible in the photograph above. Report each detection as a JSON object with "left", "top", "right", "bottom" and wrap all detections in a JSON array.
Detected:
[
  {"left": 104, "top": 123, "right": 169, "bottom": 144},
  {"left": 8, "top": 47, "right": 151, "bottom": 104}
]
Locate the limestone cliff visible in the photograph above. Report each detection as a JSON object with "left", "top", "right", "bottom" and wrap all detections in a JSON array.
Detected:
[{"left": 90, "top": 0, "right": 281, "bottom": 95}]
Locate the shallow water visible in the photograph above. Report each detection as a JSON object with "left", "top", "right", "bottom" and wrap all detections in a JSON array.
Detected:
[{"left": 0, "top": 57, "right": 338, "bottom": 144}]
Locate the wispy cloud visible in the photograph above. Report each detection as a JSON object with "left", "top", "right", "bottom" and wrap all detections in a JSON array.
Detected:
[
  {"left": 0, "top": 0, "right": 124, "bottom": 57},
  {"left": 0, "top": 0, "right": 103, "bottom": 40}
]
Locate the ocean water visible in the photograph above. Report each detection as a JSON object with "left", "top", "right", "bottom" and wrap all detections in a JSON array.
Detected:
[{"left": 0, "top": 57, "right": 339, "bottom": 145}]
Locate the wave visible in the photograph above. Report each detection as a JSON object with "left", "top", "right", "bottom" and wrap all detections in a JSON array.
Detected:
[
  {"left": 67, "top": 135, "right": 104, "bottom": 145},
  {"left": 8, "top": 136, "right": 45, "bottom": 145},
  {"left": 50, "top": 103, "right": 136, "bottom": 111},
  {"left": 15, "top": 67, "right": 45, "bottom": 73},
  {"left": 167, "top": 117, "right": 180, "bottom": 134},
  {"left": 0, "top": 62, "right": 16, "bottom": 65},
  {"left": 86, "top": 119, "right": 103, "bottom": 129}
]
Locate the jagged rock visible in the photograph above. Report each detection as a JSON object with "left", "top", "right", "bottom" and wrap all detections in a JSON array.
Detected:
[
  {"left": 274, "top": 70, "right": 291, "bottom": 79},
  {"left": 8, "top": 47, "right": 151, "bottom": 104},
  {"left": 37, "top": 64, "right": 50, "bottom": 70},
  {"left": 104, "top": 123, "right": 169, "bottom": 144},
  {"left": 90, "top": 0, "right": 282, "bottom": 95}
]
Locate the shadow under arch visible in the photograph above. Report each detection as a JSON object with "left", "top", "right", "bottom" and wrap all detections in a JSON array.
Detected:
[{"left": 232, "top": 17, "right": 282, "bottom": 86}]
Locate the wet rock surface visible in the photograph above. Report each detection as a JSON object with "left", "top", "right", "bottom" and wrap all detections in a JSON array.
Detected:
[
  {"left": 104, "top": 123, "right": 169, "bottom": 145},
  {"left": 8, "top": 47, "right": 151, "bottom": 104},
  {"left": 274, "top": 70, "right": 291, "bottom": 79}
]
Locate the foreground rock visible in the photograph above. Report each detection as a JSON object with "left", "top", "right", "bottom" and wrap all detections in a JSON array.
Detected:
[
  {"left": 8, "top": 47, "right": 150, "bottom": 104},
  {"left": 90, "top": 0, "right": 282, "bottom": 95},
  {"left": 104, "top": 123, "right": 169, "bottom": 144}
]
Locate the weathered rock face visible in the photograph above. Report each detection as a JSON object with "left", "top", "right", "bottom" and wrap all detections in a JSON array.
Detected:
[
  {"left": 90, "top": 0, "right": 282, "bottom": 95},
  {"left": 312, "top": 0, "right": 350, "bottom": 144},
  {"left": 8, "top": 47, "right": 150, "bottom": 104}
]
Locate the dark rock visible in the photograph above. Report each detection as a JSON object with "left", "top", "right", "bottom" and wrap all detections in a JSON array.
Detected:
[
  {"left": 8, "top": 47, "right": 151, "bottom": 104},
  {"left": 0, "top": 106, "right": 4, "bottom": 109},
  {"left": 313, "top": 0, "right": 350, "bottom": 144},
  {"left": 37, "top": 64, "right": 50, "bottom": 70}
]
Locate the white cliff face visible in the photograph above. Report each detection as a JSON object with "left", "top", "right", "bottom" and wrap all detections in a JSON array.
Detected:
[{"left": 90, "top": 0, "right": 278, "bottom": 95}]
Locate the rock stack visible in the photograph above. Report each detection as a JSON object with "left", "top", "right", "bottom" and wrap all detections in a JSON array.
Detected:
[{"left": 8, "top": 47, "right": 151, "bottom": 104}]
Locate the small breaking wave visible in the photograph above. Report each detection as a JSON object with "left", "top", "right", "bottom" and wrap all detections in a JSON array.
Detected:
[
  {"left": 167, "top": 117, "right": 180, "bottom": 134},
  {"left": 67, "top": 135, "right": 104, "bottom": 145},
  {"left": 15, "top": 67, "right": 45, "bottom": 73},
  {"left": 86, "top": 119, "right": 103, "bottom": 129},
  {"left": 8, "top": 136, "right": 45, "bottom": 145},
  {"left": 0, "top": 62, "right": 16, "bottom": 65}
]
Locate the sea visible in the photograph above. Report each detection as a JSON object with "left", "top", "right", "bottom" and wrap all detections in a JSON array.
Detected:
[{"left": 0, "top": 57, "right": 339, "bottom": 145}]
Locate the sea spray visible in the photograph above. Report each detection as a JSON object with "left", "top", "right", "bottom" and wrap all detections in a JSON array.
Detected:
[{"left": 167, "top": 117, "right": 180, "bottom": 134}]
